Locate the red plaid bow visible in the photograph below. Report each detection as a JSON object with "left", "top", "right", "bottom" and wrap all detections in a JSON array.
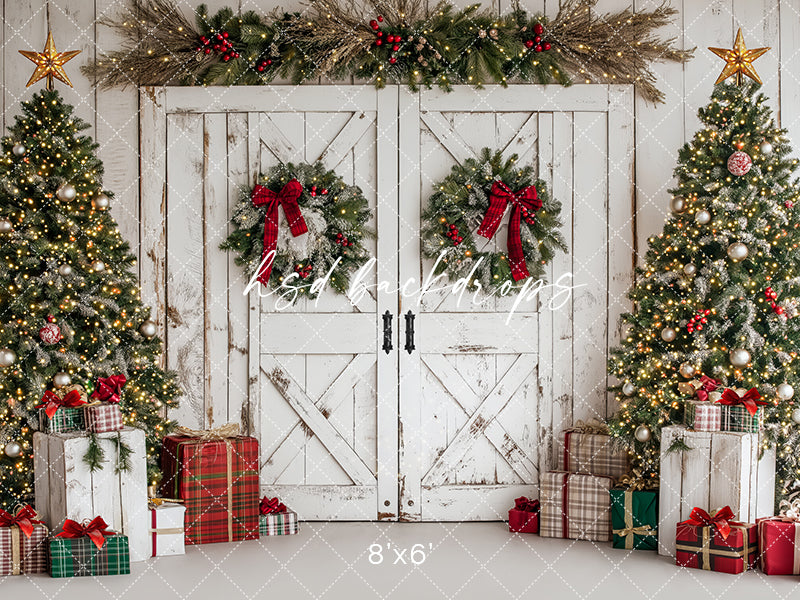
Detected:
[
  {"left": 680, "top": 506, "right": 736, "bottom": 540},
  {"left": 716, "top": 387, "right": 768, "bottom": 416},
  {"left": 477, "top": 181, "right": 542, "bottom": 281},
  {"left": 55, "top": 517, "right": 114, "bottom": 550},
  {"left": 35, "top": 389, "right": 87, "bottom": 419},
  {"left": 0, "top": 505, "right": 43, "bottom": 538},
  {"left": 513, "top": 497, "right": 540, "bottom": 513},
  {"left": 695, "top": 375, "right": 720, "bottom": 402},
  {"left": 91, "top": 374, "right": 127, "bottom": 404},
  {"left": 251, "top": 180, "right": 308, "bottom": 286},
  {"left": 260, "top": 496, "right": 287, "bottom": 515}
]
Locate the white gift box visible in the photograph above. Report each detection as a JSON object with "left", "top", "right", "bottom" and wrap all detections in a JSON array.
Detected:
[
  {"left": 33, "top": 427, "right": 149, "bottom": 562},
  {"left": 149, "top": 503, "right": 186, "bottom": 557},
  {"left": 658, "top": 425, "right": 775, "bottom": 558}
]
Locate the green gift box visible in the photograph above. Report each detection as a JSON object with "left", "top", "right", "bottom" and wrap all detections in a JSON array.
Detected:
[
  {"left": 39, "top": 407, "right": 85, "bottom": 433},
  {"left": 49, "top": 534, "right": 130, "bottom": 577},
  {"left": 720, "top": 405, "right": 762, "bottom": 433},
  {"left": 610, "top": 488, "right": 658, "bottom": 551}
]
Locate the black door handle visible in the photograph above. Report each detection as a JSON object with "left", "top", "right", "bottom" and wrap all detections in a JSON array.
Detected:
[
  {"left": 404, "top": 310, "right": 415, "bottom": 354},
  {"left": 382, "top": 310, "right": 393, "bottom": 354}
]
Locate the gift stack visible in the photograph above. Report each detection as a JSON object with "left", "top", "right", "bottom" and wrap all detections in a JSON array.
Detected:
[
  {"left": 539, "top": 421, "right": 629, "bottom": 541},
  {"left": 32, "top": 375, "right": 149, "bottom": 562}
]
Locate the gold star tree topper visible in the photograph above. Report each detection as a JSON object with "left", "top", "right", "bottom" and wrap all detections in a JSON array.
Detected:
[
  {"left": 708, "top": 28, "right": 770, "bottom": 85},
  {"left": 19, "top": 31, "right": 81, "bottom": 90}
]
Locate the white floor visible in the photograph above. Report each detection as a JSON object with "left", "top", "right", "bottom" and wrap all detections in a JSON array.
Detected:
[{"left": 2, "top": 522, "right": 800, "bottom": 599}]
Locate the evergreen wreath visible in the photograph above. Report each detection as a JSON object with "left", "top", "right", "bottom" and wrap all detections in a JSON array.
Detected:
[
  {"left": 421, "top": 148, "right": 566, "bottom": 291},
  {"left": 221, "top": 162, "right": 372, "bottom": 296}
]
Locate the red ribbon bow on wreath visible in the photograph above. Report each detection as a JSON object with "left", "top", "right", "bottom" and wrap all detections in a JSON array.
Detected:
[
  {"left": 695, "top": 375, "right": 720, "bottom": 402},
  {"left": 260, "top": 496, "right": 287, "bottom": 515},
  {"left": 0, "top": 505, "right": 43, "bottom": 539},
  {"left": 513, "top": 497, "right": 540, "bottom": 513},
  {"left": 35, "top": 389, "right": 87, "bottom": 419},
  {"left": 91, "top": 374, "right": 127, "bottom": 404},
  {"left": 477, "top": 181, "right": 542, "bottom": 281},
  {"left": 250, "top": 180, "right": 308, "bottom": 286},
  {"left": 680, "top": 506, "right": 736, "bottom": 540},
  {"left": 55, "top": 517, "right": 114, "bottom": 550},
  {"left": 716, "top": 387, "right": 768, "bottom": 416}
]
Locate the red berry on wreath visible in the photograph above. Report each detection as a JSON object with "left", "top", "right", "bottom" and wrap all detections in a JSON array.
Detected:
[
  {"left": 535, "top": 45, "right": 542, "bottom": 52},
  {"left": 377, "top": 15, "right": 383, "bottom": 22},
  {"left": 543, "top": 43, "right": 551, "bottom": 51},
  {"left": 204, "top": 48, "right": 212, "bottom": 55},
  {"left": 370, "top": 19, "right": 378, "bottom": 28},
  {"left": 222, "top": 31, "right": 229, "bottom": 38},
  {"left": 257, "top": 65, "right": 265, "bottom": 72},
  {"left": 392, "top": 44, "right": 400, "bottom": 52},
  {"left": 534, "top": 36, "right": 541, "bottom": 43},
  {"left": 776, "top": 306, "right": 785, "bottom": 315},
  {"left": 200, "top": 36, "right": 207, "bottom": 43},
  {"left": 376, "top": 39, "right": 383, "bottom": 46},
  {"left": 216, "top": 33, "right": 223, "bottom": 40},
  {"left": 377, "top": 31, "right": 383, "bottom": 37},
  {"left": 267, "top": 59, "right": 273, "bottom": 65},
  {"left": 525, "top": 40, "right": 534, "bottom": 49},
  {"left": 390, "top": 57, "right": 397, "bottom": 64},
  {"left": 533, "top": 23, "right": 544, "bottom": 35},
  {"left": 321, "top": 188, "right": 328, "bottom": 194}
]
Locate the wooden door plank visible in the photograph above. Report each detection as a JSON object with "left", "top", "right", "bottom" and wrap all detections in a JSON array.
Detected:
[
  {"left": 422, "top": 355, "right": 531, "bottom": 486},
  {"left": 419, "top": 111, "right": 474, "bottom": 165},
  {"left": 259, "top": 313, "right": 375, "bottom": 354},
  {"left": 247, "top": 113, "right": 261, "bottom": 435},
  {"left": 316, "top": 111, "right": 376, "bottom": 169},
  {"left": 420, "top": 85, "right": 610, "bottom": 112},
  {"left": 259, "top": 112, "right": 302, "bottom": 164},
  {"left": 261, "top": 355, "right": 375, "bottom": 485},
  {"left": 261, "top": 484, "right": 378, "bottom": 520},
  {"left": 421, "top": 484, "right": 536, "bottom": 521},
  {"left": 779, "top": 0, "right": 800, "bottom": 132},
  {"left": 415, "top": 313, "right": 538, "bottom": 354},
  {"left": 501, "top": 113, "right": 539, "bottom": 163}
]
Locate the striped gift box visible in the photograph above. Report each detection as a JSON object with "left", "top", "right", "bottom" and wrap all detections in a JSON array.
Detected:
[
  {"left": 49, "top": 534, "right": 130, "bottom": 577},
  {"left": 0, "top": 523, "right": 48, "bottom": 576},
  {"left": 539, "top": 471, "right": 614, "bottom": 541},
  {"left": 84, "top": 404, "right": 123, "bottom": 433},
  {"left": 684, "top": 401, "right": 721, "bottom": 432},
  {"left": 259, "top": 510, "right": 298, "bottom": 536},
  {"left": 39, "top": 407, "right": 85, "bottom": 433},
  {"left": 720, "top": 405, "right": 762, "bottom": 433}
]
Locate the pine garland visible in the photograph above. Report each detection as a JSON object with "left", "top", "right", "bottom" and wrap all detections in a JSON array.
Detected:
[
  {"left": 84, "top": 0, "right": 692, "bottom": 104},
  {"left": 83, "top": 433, "right": 106, "bottom": 473}
]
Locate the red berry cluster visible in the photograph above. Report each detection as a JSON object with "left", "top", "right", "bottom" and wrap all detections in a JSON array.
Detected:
[
  {"left": 444, "top": 223, "right": 464, "bottom": 246},
  {"left": 294, "top": 263, "right": 313, "bottom": 279},
  {"left": 256, "top": 58, "right": 273, "bottom": 72},
  {"left": 309, "top": 185, "right": 328, "bottom": 197},
  {"left": 523, "top": 23, "right": 550, "bottom": 53},
  {"left": 335, "top": 233, "right": 353, "bottom": 247},
  {"left": 369, "top": 15, "right": 402, "bottom": 64},
  {"left": 686, "top": 308, "right": 711, "bottom": 333},
  {"left": 197, "top": 32, "right": 240, "bottom": 61},
  {"left": 765, "top": 287, "right": 785, "bottom": 315},
  {"left": 520, "top": 205, "right": 537, "bottom": 225}
]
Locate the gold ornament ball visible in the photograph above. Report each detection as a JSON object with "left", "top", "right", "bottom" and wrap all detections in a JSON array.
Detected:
[
  {"left": 53, "top": 372, "right": 71, "bottom": 388},
  {"left": 92, "top": 260, "right": 105, "bottom": 272},
  {"left": 11, "top": 143, "right": 25, "bottom": 157},
  {"left": 634, "top": 424, "right": 652, "bottom": 443},
  {"left": 729, "top": 348, "right": 751, "bottom": 367},
  {"left": 683, "top": 263, "right": 697, "bottom": 276},
  {"left": 695, "top": 210, "right": 711, "bottom": 225},
  {"left": 670, "top": 197, "right": 687, "bottom": 214},
  {"left": 677, "top": 382, "right": 695, "bottom": 396},
  {"left": 622, "top": 382, "right": 636, "bottom": 396},
  {"left": 792, "top": 408, "right": 800, "bottom": 425},
  {"left": 0, "top": 348, "right": 16, "bottom": 367},
  {"left": 92, "top": 193, "right": 110, "bottom": 210},
  {"left": 727, "top": 242, "right": 749, "bottom": 261},
  {"left": 777, "top": 383, "right": 794, "bottom": 401},
  {"left": 56, "top": 183, "right": 77, "bottom": 201},
  {"left": 0, "top": 219, "right": 12, "bottom": 233},
  {"left": 3, "top": 441, "right": 22, "bottom": 458},
  {"left": 661, "top": 327, "right": 676, "bottom": 342},
  {"left": 760, "top": 141, "right": 773, "bottom": 155},
  {"left": 679, "top": 363, "right": 696, "bottom": 378},
  {"left": 139, "top": 320, "right": 157, "bottom": 339}
]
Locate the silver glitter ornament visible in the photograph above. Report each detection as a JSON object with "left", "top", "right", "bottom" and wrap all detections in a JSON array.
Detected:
[
  {"left": 729, "top": 348, "right": 751, "bottom": 367},
  {"left": 661, "top": 327, "right": 676, "bottom": 342},
  {"left": 634, "top": 425, "right": 652, "bottom": 443},
  {"left": 56, "top": 183, "right": 77, "bottom": 201},
  {"left": 727, "top": 242, "right": 749, "bottom": 261}
]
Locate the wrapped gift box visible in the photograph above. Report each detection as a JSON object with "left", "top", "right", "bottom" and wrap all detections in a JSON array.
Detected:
[
  {"left": 84, "top": 404, "right": 123, "bottom": 433},
  {"left": 149, "top": 502, "right": 186, "bottom": 556},
  {"left": 539, "top": 471, "right": 614, "bottom": 541},
  {"left": 33, "top": 428, "right": 149, "bottom": 562},
  {"left": 39, "top": 407, "right": 85, "bottom": 434},
  {"left": 561, "top": 428, "right": 628, "bottom": 478},
  {"left": 49, "top": 533, "right": 130, "bottom": 577},
  {"left": 259, "top": 511, "right": 299, "bottom": 537},
  {"left": 720, "top": 405, "right": 762, "bottom": 433},
  {"left": 160, "top": 433, "right": 259, "bottom": 545},
  {"left": 610, "top": 488, "right": 658, "bottom": 550},
  {"left": 0, "top": 507, "right": 48, "bottom": 576},
  {"left": 508, "top": 497, "right": 539, "bottom": 534},
  {"left": 658, "top": 425, "right": 775, "bottom": 557},
  {"left": 675, "top": 518, "right": 757, "bottom": 574},
  {"left": 758, "top": 517, "right": 800, "bottom": 575},
  {"left": 683, "top": 401, "right": 721, "bottom": 432}
]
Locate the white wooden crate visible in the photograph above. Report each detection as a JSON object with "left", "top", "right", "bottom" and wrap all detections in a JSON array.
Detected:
[
  {"left": 658, "top": 425, "right": 775, "bottom": 557},
  {"left": 33, "top": 427, "right": 148, "bottom": 562}
]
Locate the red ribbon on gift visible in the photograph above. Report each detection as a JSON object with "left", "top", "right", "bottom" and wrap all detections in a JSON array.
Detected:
[
  {"left": 477, "top": 181, "right": 542, "bottom": 282},
  {"left": 513, "top": 497, "right": 540, "bottom": 513},
  {"left": 681, "top": 506, "right": 736, "bottom": 540},
  {"left": 260, "top": 496, "right": 287, "bottom": 515},
  {"left": 0, "top": 505, "right": 43, "bottom": 539},
  {"left": 91, "top": 374, "right": 127, "bottom": 404},
  {"left": 251, "top": 180, "right": 308, "bottom": 286},
  {"left": 716, "top": 387, "right": 768, "bottom": 416},
  {"left": 695, "top": 376, "right": 720, "bottom": 402},
  {"left": 35, "top": 389, "right": 87, "bottom": 419},
  {"left": 55, "top": 517, "right": 114, "bottom": 550}
]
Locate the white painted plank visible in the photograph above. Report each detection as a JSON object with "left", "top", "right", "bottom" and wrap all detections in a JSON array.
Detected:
[
  {"left": 421, "top": 484, "right": 535, "bottom": 521},
  {"left": 259, "top": 313, "right": 375, "bottom": 354},
  {"left": 317, "top": 111, "right": 376, "bottom": 169},
  {"left": 734, "top": 0, "right": 780, "bottom": 105},
  {"left": 419, "top": 111, "right": 475, "bottom": 165},
  {"left": 260, "top": 484, "right": 377, "bottom": 520},
  {"left": 259, "top": 112, "right": 303, "bottom": 164},
  {"left": 658, "top": 426, "right": 684, "bottom": 556},
  {"left": 415, "top": 313, "right": 538, "bottom": 354},
  {"left": 421, "top": 85, "right": 610, "bottom": 112},
  {"left": 247, "top": 113, "right": 261, "bottom": 435},
  {"left": 779, "top": 0, "right": 800, "bottom": 136}
]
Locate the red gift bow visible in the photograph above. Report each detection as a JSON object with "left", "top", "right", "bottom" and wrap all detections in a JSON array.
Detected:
[
  {"left": 0, "top": 505, "right": 43, "bottom": 539},
  {"left": 250, "top": 180, "right": 308, "bottom": 286},
  {"left": 260, "top": 496, "right": 287, "bottom": 515},
  {"left": 716, "top": 387, "right": 768, "bottom": 416},
  {"left": 55, "top": 517, "right": 114, "bottom": 550},
  {"left": 681, "top": 506, "right": 736, "bottom": 540},
  {"left": 695, "top": 375, "right": 720, "bottom": 402},
  {"left": 91, "top": 374, "right": 127, "bottom": 404},
  {"left": 513, "top": 497, "right": 540, "bottom": 513},
  {"left": 35, "top": 389, "right": 87, "bottom": 419},
  {"left": 477, "top": 181, "right": 542, "bottom": 282}
]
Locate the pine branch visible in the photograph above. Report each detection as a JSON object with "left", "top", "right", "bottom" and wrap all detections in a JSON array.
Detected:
[
  {"left": 114, "top": 432, "right": 134, "bottom": 474},
  {"left": 83, "top": 433, "right": 107, "bottom": 472}
]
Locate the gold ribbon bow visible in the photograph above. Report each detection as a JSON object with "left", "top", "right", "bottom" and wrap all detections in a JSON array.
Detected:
[
  {"left": 54, "top": 384, "right": 89, "bottom": 403},
  {"left": 148, "top": 497, "right": 185, "bottom": 510},
  {"left": 617, "top": 469, "right": 659, "bottom": 491}
]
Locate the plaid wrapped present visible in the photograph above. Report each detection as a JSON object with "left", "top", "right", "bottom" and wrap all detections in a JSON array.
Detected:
[
  {"left": 160, "top": 424, "right": 259, "bottom": 545},
  {"left": 716, "top": 388, "right": 768, "bottom": 433},
  {"left": 259, "top": 498, "right": 298, "bottom": 536},
  {"left": 84, "top": 403, "right": 123, "bottom": 433},
  {"left": 539, "top": 471, "right": 614, "bottom": 541},
  {"left": 758, "top": 516, "right": 800, "bottom": 575},
  {"left": 683, "top": 400, "right": 721, "bottom": 432},
  {"left": 610, "top": 488, "right": 658, "bottom": 550},
  {"left": 0, "top": 505, "right": 48, "bottom": 576},
  {"left": 508, "top": 497, "right": 539, "bottom": 534},
  {"left": 49, "top": 517, "right": 130, "bottom": 577},
  {"left": 675, "top": 507, "right": 757, "bottom": 574},
  {"left": 561, "top": 425, "right": 628, "bottom": 478},
  {"left": 36, "top": 388, "right": 88, "bottom": 433}
]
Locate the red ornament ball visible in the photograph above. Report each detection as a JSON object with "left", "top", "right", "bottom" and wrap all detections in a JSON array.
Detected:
[
  {"left": 525, "top": 40, "right": 534, "bottom": 49},
  {"left": 39, "top": 322, "right": 62, "bottom": 345},
  {"left": 727, "top": 151, "right": 752, "bottom": 176},
  {"left": 533, "top": 22, "right": 544, "bottom": 35}
]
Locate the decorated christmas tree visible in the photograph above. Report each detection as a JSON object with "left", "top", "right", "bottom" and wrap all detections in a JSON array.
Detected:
[
  {"left": 608, "top": 55, "right": 800, "bottom": 495},
  {"left": 0, "top": 49, "right": 179, "bottom": 507}
]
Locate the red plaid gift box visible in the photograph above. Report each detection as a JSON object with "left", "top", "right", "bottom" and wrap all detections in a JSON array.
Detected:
[
  {"left": 539, "top": 471, "right": 614, "bottom": 541},
  {"left": 561, "top": 425, "right": 628, "bottom": 478},
  {"left": 0, "top": 505, "right": 48, "bottom": 576},
  {"left": 160, "top": 425, "right": 259, "bottom": 545},
  {"left": 758, "top": 515, "right": 800, "bottom": 575},
  {"left": 508, "top": 497, "right": 539, "bottom": 534},
  {"left": 683, "top": 400, "right": 721, "bottom": 432},
  {"left": 675, "top": 507, "right": 757, "bottom": 574},
  {"left": 259, "top": 498, "right": 299, "bottom": 536},
  {"left": 84, "top": 404, "right": 123, "bottom": 433}
]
